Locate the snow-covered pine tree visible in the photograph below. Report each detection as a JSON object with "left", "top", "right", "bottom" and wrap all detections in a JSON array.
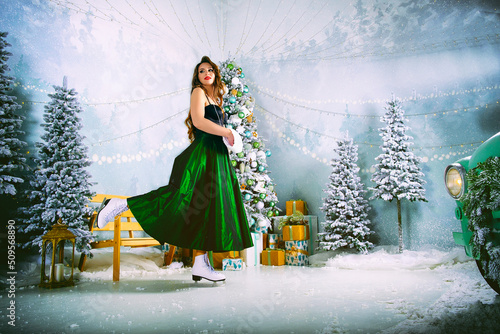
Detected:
[
  {"left": 219, "top": 59, "right": 280, "bottom": 232},
  {"left": 19, "top": 77, "right": 94, "bottom": 254},
  {"left": 370, "top": 98, "right": 426, "bottom": 253},
  {"left": 0, "top": 32, "right": 27, "bottom": 196},
  {"left": 318, "top": 133, "right": 373, "bottom": 253}
]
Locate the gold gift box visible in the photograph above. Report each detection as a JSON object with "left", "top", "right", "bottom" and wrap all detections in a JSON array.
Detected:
[
  {"left": 282, "top": 225, "right": 310, "bottom": 241},
  {"left": 211, "top": 251, "right": 240, "bottom": 269},
  {"left": 286, "top": 200, "right": 307, "bottom": 215},
  {"left": 261, "top": 249, "right": 285, "bottom": 266}
]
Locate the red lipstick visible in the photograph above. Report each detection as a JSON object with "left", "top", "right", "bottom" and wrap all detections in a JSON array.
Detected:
[{"left": 204, "top": 76, "right": 211, "bottom": 80}]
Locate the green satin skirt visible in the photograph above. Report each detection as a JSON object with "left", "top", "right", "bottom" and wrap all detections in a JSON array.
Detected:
[{"left": 127, "top": 130, "right": 253, "bottom": 252}]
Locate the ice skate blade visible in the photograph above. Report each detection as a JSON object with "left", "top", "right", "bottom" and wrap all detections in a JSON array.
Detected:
[{"left": 192, "top": 275, "right": 225, "bottom": 283}]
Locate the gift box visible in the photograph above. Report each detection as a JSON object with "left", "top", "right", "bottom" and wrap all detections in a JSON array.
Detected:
[
  {"left": 222, "top": 257, "right": 244, "bottom": 271},
  {"left": 285, "top": 240, "right": 309, "bottom": 266},
  {"left": 282, "top": 224, "right": 310, "bottom": 241},
  {"left": 268, "top": 234, "right": 281, "bottom": 249},
  {"left": 210, "top": 251, "right": 240, "bottom": 269},
  {"left": 286, "top": 200, "right": 307, "bottom": 215},
  {"left": 272, "top": 215, "right": 319, "bottom": 255},
  {"left": 241, "top": 232, "right": 263, "bottom": 266},
  {"left": 261, "top": 249, "right": 285, "bottom": 266}
]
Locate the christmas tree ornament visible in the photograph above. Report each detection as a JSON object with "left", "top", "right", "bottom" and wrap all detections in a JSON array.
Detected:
[
  {"left": 240, "top": 72, "right": 245, "bottom": 78},
  {"left": 258, "top": 218, "right": 267, "bottom": 227},
  {"left": 244, "top": 193, "right": 252, "bottom": 201},
  {"left": 247, "top": 179, "right": 255, "bottom": 186},
  {"left": 252, "top": 132, "right": 258, "bottom": 137},
  {"left": 224, "top": 106, "right": 231, "bottom": 113},
  {"left": 268, "top": 185, "right": 274, "bottom": 192},
  {"left": 253, "top": 198, "right": 259, "bottom": 204},
  {"left": 245, "top": 165, "right": 251, "bottom": 173},
  {"left": 227, "top": 63, "right": 234, "bottom": 70},
  {"left": 231, "top": 77, "right": 240, "bottom": 85},
  {"left": 258, "top": 165, "right": 265, "bottom": 172},
  {"left": 243, "top": 86, "right": 249, "bottom": 93},
  {"left": 270, "top": 201, "right": 275, "bottom": 207},
  {"left": 266, "top": 150, "right": 272, "bottom": 157},
  {"left": 239, "top": 162, "right": 245, "bottom": 174},
  {"left": 231, "top": 160, "right": 237, "bottom": 167},
  {"left": 275, "top": 209, "right": 280, "bottom": 216},
  {"left": 231, "top": 89, "right": 238, "bottom": 96},
  {"left": 259, "top": 193, "right": 266, "bottom": 199},
  {"left": 237, "top": 91, "right": 243, "bottom": 97},
  {"left": 267, "top": 210, "right": 274, "bottom": 218},
  {"left": 253, "top": 141, "right": 261, "bottom": 149},
  {"left": 256, "top": 201, "right": 264, "bottom": 210},
  {"left": 248, "top": 151, "right": 257, "bottom": 161},
  {"left": 251, "top": 161, "right": 257, "bottom": 168},
  {"left": 256, "top": 151, "right": 266, "bottom": 160},
  {"left": 237, "top": 152, "right": 245, "bottom": 158},
  {"left": 229, "top": 96, "right": 237, "bottom": 104},
  {"left": 238, "top": 111, "right": 245, "bottom": 118},
  {"left": 244, "top": 143, "right": 252, "bottom": 151},
  {"left": 245, "top": 130, "right": 252, "bottom": 138}
]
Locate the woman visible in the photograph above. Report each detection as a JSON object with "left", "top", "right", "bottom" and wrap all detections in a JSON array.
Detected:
[{"left": 97, "top": 56, "right": 253, "bottom": 282}]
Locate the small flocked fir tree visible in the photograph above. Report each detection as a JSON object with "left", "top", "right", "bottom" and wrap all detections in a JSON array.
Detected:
[
  {"left": 0, "top": 32, "right": 27, "bottom": 196},
  {"left": 318, "top": 133, "right": 373, "bottom": 253},
  {"left": 19, "top": 77, "right": 94, "bottom": 254},
  {"left": 219, "top": 59, "right": 280, "bottom": 232},
  {"left": 370, "top": 98, "right": 426, "bottom": 253}
]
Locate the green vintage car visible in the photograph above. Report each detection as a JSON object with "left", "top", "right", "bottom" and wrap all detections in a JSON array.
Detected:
[{"left": 444, "top": 132, "right": 500, "bottom": 294}]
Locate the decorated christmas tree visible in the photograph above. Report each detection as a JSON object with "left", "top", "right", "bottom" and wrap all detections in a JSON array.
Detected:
[
  {"left": 318, "top": 133, "right": 373, "bottom": 253},
  {"left": 0, "top": 32, "right": 27, "bottom": 196},
  {"left": 19, "top": 77, "right": 94, "bottom": 254},
  {"left": 370, "top": 98, "right": 426, "bottom": 253},
  {"left": 219, "top": 59, "right": 280, "bottom": 232}
]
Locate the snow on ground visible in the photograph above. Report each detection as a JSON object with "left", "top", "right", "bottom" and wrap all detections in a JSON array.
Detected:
[{"left": 1, "top": 246, "right": 499, "bottom": 333}]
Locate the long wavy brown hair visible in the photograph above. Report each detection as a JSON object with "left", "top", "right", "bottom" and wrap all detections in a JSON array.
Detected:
[{"left": 184, "top": 56, "right": 226, "bottom": 142}]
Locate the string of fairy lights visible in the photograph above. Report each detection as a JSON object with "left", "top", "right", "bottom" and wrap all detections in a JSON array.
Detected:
[
  {"left": 19, "top": 0, "right": 500, "bottom": 165},
  {"left": 16, "top": 75, "right": 496, "bottom": 166},
  {"left": 46, "top": 0, "right": 500, "bottom": 62}
]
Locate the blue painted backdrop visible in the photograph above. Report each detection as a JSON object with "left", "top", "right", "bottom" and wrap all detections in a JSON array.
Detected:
[{"left": 2, "top": 0, "right": 499, "bottom": 249}]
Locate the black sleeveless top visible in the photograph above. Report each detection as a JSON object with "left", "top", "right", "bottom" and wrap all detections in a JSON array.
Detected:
[{"left": 196, "top": 104, "right": 227, "bottom": 129}]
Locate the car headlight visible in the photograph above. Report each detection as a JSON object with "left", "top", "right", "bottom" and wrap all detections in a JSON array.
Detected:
[{"left": 444, "top": 163, "right": 467, "bottom": 199}]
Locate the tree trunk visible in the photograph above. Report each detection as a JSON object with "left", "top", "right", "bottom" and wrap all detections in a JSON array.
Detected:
[{"left": 397, "top": 198, "right": 403, "bottom": 253}]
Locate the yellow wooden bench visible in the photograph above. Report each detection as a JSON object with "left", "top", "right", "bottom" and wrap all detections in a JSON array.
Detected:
[{"left": 79, "top": 194, "right": 177, "bottom": 281}]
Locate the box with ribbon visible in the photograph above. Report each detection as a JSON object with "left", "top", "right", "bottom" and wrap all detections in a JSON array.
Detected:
[
  {"left": 268, "top": 234, "right": 280, "bottom": 249},
  {"left": 285, "top": 240, "right": 309, "bottom": 266},
  {"left": 210, "top": 251, "right": 240, "bottom": 269},
  {"left": 261, "top": 249, "right": 285, "bottom": 266},
  {"left": 241, "top": 232, "right": 263, "bottom": 267},
  {"left": 282, "top": 224, "right": 310, "bottom": 241},
  {"left": 222, "top": 257, "right": 244, "bottom": 271},
  {"left": 286, "top": 200, "right": 307, "bottom": 216}
]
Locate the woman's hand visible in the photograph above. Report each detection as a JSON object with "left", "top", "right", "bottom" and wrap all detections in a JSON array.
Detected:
[{"left": 225, "top": 129, "right": 235, "bottom": 146}]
